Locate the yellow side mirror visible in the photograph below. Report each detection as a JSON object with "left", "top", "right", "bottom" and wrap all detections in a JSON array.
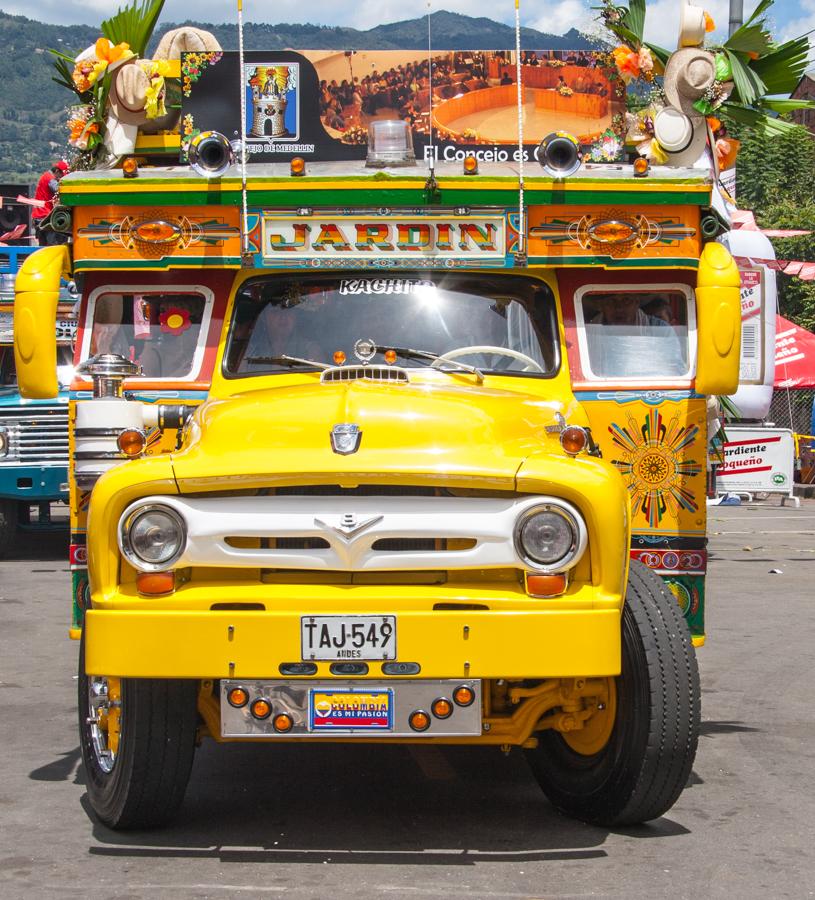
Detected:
[
  {"left": 13, "top": 245, "right": 71, "bottom": 399},
  {"left": 695, "top": 242, "right": 740, "bottom": 396}
]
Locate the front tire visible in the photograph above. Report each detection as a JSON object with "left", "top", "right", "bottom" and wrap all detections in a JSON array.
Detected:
[
  {"left": 525, "top": 560, "right": 700, "bottom": 826},
  {"left": 78, "top": 633, "right": 199, "bottom": 829}
]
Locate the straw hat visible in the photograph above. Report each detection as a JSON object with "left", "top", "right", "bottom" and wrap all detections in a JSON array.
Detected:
[
  {"left": 653, "top": 106, "right": 709, "bottom": 167},
  {"left": 153, "top": 27, "right": 221, "bottom": 60},
  {"left": 108, "top": 60, "right": 150, "bottom": 126},
  {"left": 663, "top": 48, "right": 716, "bottom": 117},
  {"left": 678, "top": 3, "right": 706, "bottom": 48}
]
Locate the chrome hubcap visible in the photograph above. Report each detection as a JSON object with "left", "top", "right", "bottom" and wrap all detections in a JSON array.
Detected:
[{"left": 86, "top": 676, "right": 119, "bottom": 773}]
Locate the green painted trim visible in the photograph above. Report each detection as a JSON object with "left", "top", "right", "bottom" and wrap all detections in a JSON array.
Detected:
[
  {"left": 73, "top": 257, "right": 243, "bottom": 271},
  {"left": 61, "top": 187, "right": 710, "bottom": 208},
  {"left": 527, "top": 256, "right": 699, "bottom": 269}
]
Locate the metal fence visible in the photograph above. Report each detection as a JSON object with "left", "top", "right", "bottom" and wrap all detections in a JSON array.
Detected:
[{"left": 767, "top": 388, "right": 815, "bottom": 436}]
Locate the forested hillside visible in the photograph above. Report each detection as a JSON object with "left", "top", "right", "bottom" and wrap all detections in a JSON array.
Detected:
[{"left": 0, "top": 9, "right": 593, "bottom": 186}]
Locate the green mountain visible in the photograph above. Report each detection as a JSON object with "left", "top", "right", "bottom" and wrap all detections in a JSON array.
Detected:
[{"left": 0, "top": 9, "right": 595, "bottom": 186}]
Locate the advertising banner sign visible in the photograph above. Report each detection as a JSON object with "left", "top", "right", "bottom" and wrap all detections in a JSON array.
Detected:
[
  {"left": 739, "top": 267, "right": 764, "bottom": 384},
  {"left": 716, "top": 427, "right": 796, "bottom": 497},
  {"left": 181, "top": 50, "right": 624, "bottom": 165}
]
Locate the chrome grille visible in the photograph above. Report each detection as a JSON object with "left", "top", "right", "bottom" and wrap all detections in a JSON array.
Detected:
[
  {"left": 320, "top": 365, "right": 409, "bottom": 384},
  {"left": 0, "top": 406, "right": 69, "bottom": 465}
]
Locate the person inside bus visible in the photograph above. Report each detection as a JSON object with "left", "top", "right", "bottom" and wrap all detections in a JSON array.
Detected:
[{"left": 586, "top": 293, "right": 686, "bottom": 377}]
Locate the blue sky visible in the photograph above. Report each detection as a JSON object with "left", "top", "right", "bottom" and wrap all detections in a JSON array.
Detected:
[{"left": 1, "top": 0, "right": 812, "bottom": 50}]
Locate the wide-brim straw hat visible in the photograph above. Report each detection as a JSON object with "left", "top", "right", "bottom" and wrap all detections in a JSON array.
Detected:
[
  {"left": 653, "top": 106, "right": 709, "bottom": 167},
  {"left": 663, "top": 48, "right": 716, "bottom": 118},
  {"left": 154, "top": 27, "right": 222, "bottom": 60},
  {"left": 108, "top": 59, "right": 150, "bottom": 126}
]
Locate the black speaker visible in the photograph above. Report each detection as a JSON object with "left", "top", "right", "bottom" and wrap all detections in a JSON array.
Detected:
[{"left": 0, "top": 184, "right": 32, "bottom": 243}]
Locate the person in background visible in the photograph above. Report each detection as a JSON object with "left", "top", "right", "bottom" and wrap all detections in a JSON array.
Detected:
[{"left": 33, "top": 160, "right": 69, "bottom": 246}]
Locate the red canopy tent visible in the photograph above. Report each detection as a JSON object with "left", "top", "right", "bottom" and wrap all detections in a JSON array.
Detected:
[{"left": 775, "top": 315, "right": 815, "bottom": 389}]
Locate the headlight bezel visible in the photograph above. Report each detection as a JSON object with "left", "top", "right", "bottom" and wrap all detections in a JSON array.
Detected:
[
  {"left": 118, "top": 502, "right": 187, "bottom": 572},
  {"left": 513, "top": 501, "right": 587, "bottom": 572}
]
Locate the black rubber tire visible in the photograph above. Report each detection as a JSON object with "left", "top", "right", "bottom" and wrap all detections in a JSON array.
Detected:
[
  {"left": 525, "top": 560, "right": 700, "bottom": 826},
  {"left": 0, "top": 499, "right": 18, "bottom": 558},
  {"left": 78, "top": 633, "right": 199, "bottom": 829}
]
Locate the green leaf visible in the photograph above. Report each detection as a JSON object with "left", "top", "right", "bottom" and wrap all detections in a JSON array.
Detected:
[
  {"left": 623, "top": 0, "right": 645, "bottom": 43},
  {"left": 722, "top": 101, "right": 800, "bottom": 136},
  {"left": 101, "top": 0, "right": 166, "bottom": 58},
  {"left": 643, "top": 40, "right": 670, "bottom": 68},
  {"left": 724, "top": 48, "right": 767, "bottom": 106},
  {"left": 742, "top": 0, "right": 775, "bottom": 29},
  {"left": 759, "top": 98, "right": 815, "bottom": 112},
  {"left": 751, "top": 36, "right": 813, "bottom": 94},
  {"left": 724, "top": 23, "right": 772, "bottom": 55}
]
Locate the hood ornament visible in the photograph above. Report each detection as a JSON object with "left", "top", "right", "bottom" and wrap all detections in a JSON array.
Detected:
[
  {"left": 330, "top": 423, "right": 362, "bottom": 455},
  {"left": 314, "top": 513, "right": 384, "bottom": 541}
]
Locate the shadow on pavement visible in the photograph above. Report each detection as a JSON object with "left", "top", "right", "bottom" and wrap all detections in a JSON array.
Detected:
[
  {"left": 5, "top": 527, "right": 68, "bottom": 562},
  {"left": 74, "top": 741, "right": 690, "bottom": 866},
  {"left": 699, "top": 720, "right": 761, "bottom": 736}
]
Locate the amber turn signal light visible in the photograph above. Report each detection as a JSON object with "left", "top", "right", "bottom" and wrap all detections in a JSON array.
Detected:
[
  {"left": 526, "top": 573, "right": 568, "bottom": 597},
  {"left": 250, "top": 698, "right": 272, "bottom": 719},
  {"left": 227, "top": 687, "right": 249, "bottom": 708},
  {"left": 560, "top": 425, "right": 588, "bottom": 456},
  {"left": 136, "top": 571, "right": 175, "bottom": 595},
  {"left": 633, "top": 156, "right": 650, "bottom": 177},
  {"left": 463, "top": 155, "right": 478, "bottom": 175},
  {"left": 122, "top": 157, "right": 139, "bottom": 178},
  {"left": 290, "top": 157, "right": 306, "bottom": 176},
  {"left": 453, "top": 685, "right": 475, "bottom": 707},
  {"left": 408, "top": 710, "right": 431, "bottom": 731},
  {"left": 431, "top": 698, "right": 453, "bottom": 719},
  {"left": 273, "top": 713, "right": 294, "bottom": 733},
  {"left": 117, "top": 428, "right": 146, "bottom": 458},
  {"left": 384, "top": 349, "right": 397, "bottom": 365},
  {"left": 333, "top": 350, "right": 346, "bottom": 365}
]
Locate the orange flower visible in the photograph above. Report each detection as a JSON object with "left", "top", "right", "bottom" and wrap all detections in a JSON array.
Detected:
[
  {"left": 707, "top": 116, "right": 722, "bottom": 132},
  {"left": 613, "top": 45, "right": 641, "bottom": 82},
  {"left": 703, "top": 11, "right": 715, "bottom": 32},
  {"left": 94, "top": 37, "right": 133, "bottom": 65}
]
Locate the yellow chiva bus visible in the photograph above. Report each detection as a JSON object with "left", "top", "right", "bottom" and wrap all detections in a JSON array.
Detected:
[{"left": 14, "top": 45, "right": 739, "bottom": 830}]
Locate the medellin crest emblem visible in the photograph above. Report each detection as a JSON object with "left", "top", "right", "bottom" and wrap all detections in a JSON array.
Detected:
[{"left": 330, "top": 423, "right": 362, "bottom": 455}]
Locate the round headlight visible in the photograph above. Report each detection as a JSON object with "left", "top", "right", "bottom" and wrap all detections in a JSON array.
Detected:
[
  {"left": 514, "top": 504, "right": 585, "bottom": 570},
  {"left": 0, "top": 427, "right": 8, "bottom": 458},
  {"left": 120, "top": 504, "right": 186, "bottom": 571}
]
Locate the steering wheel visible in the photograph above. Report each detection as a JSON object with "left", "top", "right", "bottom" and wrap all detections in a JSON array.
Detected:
[{"left": 431, "top": 345, "right": 544, "bottom": 373}]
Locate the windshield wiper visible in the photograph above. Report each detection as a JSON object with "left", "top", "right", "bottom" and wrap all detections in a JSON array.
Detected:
[
  {"left": 383, "top": 346, "right": 484, "bottom": 383},
  {"left": 245, "top": 354, "right": 330, "bottom": 370}
]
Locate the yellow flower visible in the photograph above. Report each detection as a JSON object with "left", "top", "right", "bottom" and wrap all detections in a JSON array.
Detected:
[{"left": 703, "top": 11, "right": 715, "bottom": 32}]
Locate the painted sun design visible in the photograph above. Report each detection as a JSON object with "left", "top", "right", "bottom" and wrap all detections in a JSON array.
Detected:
[{"left": 609, "top": 408, "right": 702, "bottom": 528}]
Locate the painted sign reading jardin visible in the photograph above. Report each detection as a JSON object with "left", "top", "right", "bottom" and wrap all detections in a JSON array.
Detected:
[
  {"left": 252, "top": 212, "right": 510, "bottom": 269},
  {"left": 181, "top": 49, "right": 625, "bottom": 164}
]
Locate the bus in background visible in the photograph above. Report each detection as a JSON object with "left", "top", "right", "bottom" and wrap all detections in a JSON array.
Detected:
[{"left": 0, "top": 245, "right": 74, "bottom": 554}]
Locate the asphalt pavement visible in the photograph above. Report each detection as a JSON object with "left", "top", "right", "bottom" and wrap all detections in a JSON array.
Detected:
[{"left": 1, "top": 501, "right": 814, "bottom": 899}]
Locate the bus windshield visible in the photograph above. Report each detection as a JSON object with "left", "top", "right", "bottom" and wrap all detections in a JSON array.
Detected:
[{"left": 224, "top": 274, "right": 559, "bottom": 378}]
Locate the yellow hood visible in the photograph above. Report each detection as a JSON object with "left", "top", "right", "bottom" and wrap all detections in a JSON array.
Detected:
[{"left": 172, "top": 378, "right": 576, "bottom": 491}]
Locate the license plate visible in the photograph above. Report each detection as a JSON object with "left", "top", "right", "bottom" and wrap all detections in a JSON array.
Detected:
[
  {"left": 309, "top": 689, "right": 393, "bottom": 731},
  {"left": 301, "top": 615, "right": 396, "bottom": 660}
]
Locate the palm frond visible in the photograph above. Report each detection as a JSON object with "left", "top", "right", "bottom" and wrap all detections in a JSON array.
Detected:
[
  {"left": 623, "top": 0, "right": 646, "bottom": 43},
  {"left": 723, "top": 101, "right": 801, "bottom": 136},
  {"left": 759, "top": 98, "right": 815, "bottom": 113},
  {"left": 643, "top": 40, "right": 671, "bottom": 67},
  {"left": 101, "top": 0, "right": 165, "bottom": 58},
  {"left": 724, "top": 23, "right": 773, "bottom": 56},
  {"left": 751, "top": 35, "right": 813, "bottom": 94},
  {"left": 742, "top": 0, "right": 775, "bottom": 30},
  {"left": 725, "top": 48, "right": 767, "bottom": 106}
]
